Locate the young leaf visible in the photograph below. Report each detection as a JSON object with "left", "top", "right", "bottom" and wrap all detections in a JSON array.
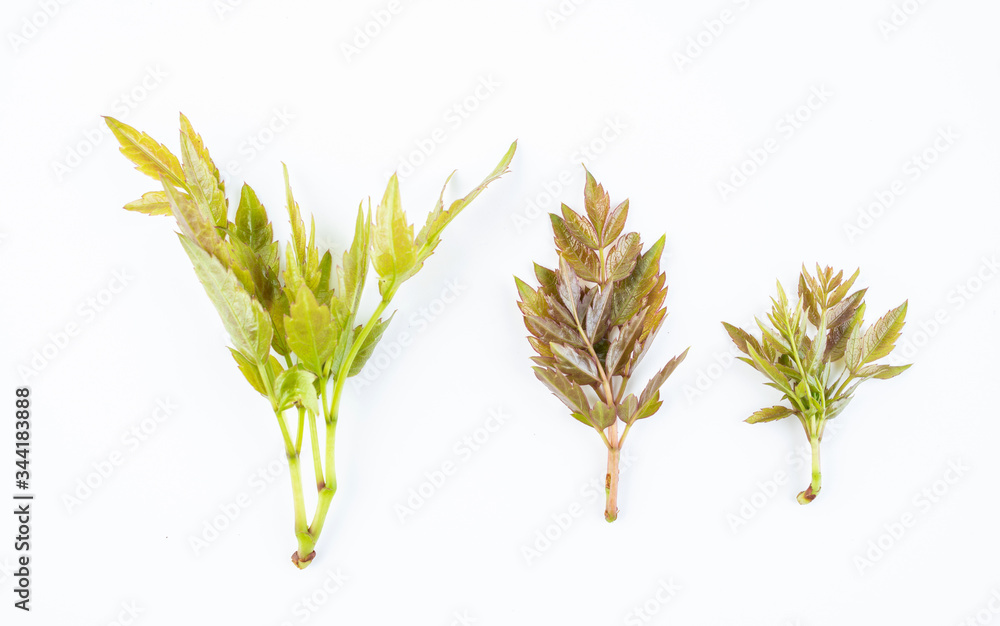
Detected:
[
  {"left": 178, "top": 234, "right": 272, "bottom": 363},
  {"left": 371, "top": 174, "right": 417, "bottom": 298},
  {"left": 339, "top": 203, "right": 371, "bottom": 314},
  {"left": 605, "top": 232, "right": 642, "bottom": 282},
  {"left": 123, "top": 191, "right": 172, "bottom": 216},
  {"left": 745, "top": 405, "right": 795, "bottom": 424},
  {"left": 347, "top": 312, "right": 395, "bottom": 377},
  {"left": 860, "top": 301, "right": 908, "bottom": 364},
  {"left": 560, "top": 203, "right": 601, "bottom": 249},
  {"left": 179, "top": 113, "right": 227, "bottom": 227},
  {"left": 275, "top": 367, "right": 319, "bottom": 415},
  {"left": 284, "top": 286, "right": 339, "bottom": 376},
  {"left": 104, "top": 116, "right": 186, "bottom": 189}
]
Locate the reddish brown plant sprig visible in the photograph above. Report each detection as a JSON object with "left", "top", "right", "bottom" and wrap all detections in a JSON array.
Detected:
[{"left": 515, "top": 168, "right": 688, "bottom": 521}]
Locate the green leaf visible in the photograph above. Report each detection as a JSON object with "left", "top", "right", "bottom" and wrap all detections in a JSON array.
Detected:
[
  {"left": 123, "top": 191, "right": 172, "bottom": 216},
  {"left": 371, "top": 174, "right": 417, "bottom": 298},
  {"left": 534, "top": 263, "right": 557, "bottom": 296},
  {"left": 515, "top": 276, "right": 547, "bottom": 318},
  {"left": 179, "top": 112, "right": 227, "bottom": 227},
  {"left": 610, "top": 235, "right": 664, "bottom": 325},
  {"left": 605, "top": 232, "right": 642, "bottom": 282},
  {"left": 230, "top": 348, "right": 267, "bottom": 396},
  {"left": 589, "top": 400, "right": 617, "bottom": 430},
  {"left": 825, "top": 301, "right": 865, "bottom": 362},
  {"left": 348, "top": 312, "right": 395, "bottom": 377},
  {"left": 104, "top": 116, "right": 186, "bottom": 189},
  {"left": 162, "top": 178, "right": 226, "bottom": 259},
  {"left": 618, "top": 394, "right": 639, "bottom": 424},
  {"left": 560, "top": 203, "right": 600, "bottom": 249},
  {"left": 857, "top": 363, "right": 911, "bottom": 380},
  {"left": 861, "top": 301, "right": 908, "bottom": 364},
  {"left": 284, "top": 286, "right": 340, "bottom": 376},
  {"left": 283, "top": 164, "right": 308, "bottom": 270},
  {"left": 745, "top": 405, "right": 795, "bottom": 424},
  {"left": 275, "top": 366, "right": 319, "bottom": 415},
  {"left": 722, "top": 322, "right": 762, "bottom": 356},
  {"left": 339, "top": 203, "right": 371, "bottom": 314},
  {"left": 178, "top": 234, "right": 272, "bottom": 363},
  {"left": 233, "top": 184, "right": 274, "bottom": 253},
  {"left": 414, "top": 140, "right": 516, "bottom": 255},
  {"left": 746, "top": 344, "right": 792, "bottom": 395}
]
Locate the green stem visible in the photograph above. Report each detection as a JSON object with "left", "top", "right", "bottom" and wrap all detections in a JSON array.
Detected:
[
  {"left": 308, "top": 410, "right": 324, "bottom": 488},
  {"left": 797, "top": 435, "right": 822, "bottom": 504},
  {"left": 605, "top": 422, "right": 620, "bottom": 522}
]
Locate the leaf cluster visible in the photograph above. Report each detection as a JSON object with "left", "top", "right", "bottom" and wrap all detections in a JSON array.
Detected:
[
  {"left": 106, "top": 114, "right": 516, "bottom": 425},
  {"left": 515, "top": 169, "right": 687, "bottom": 446},
  {"left": 723, "top": 265, "right": 910, "bottom": 438}
]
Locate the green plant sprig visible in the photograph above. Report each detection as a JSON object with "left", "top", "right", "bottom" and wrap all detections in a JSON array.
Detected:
[
  {"left": 106, "top": 114, "right": 516, "bottom": 567},
  {"left": 722, "top": 265, "right": 911, "bottom": 504},
  {"left": 515, "top": 168, "right": 688, "bottom": 522}
]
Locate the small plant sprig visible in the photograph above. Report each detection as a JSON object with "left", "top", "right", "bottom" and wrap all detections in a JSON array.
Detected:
[
  {"left": 723, "top": 265, "right": 911, "bottom": 504},
  {"left": 106, "top": 114, "right": 515, "bottom": 567},
  {"left": 515, "top": 169, "right": 688, "bottom": 522}
]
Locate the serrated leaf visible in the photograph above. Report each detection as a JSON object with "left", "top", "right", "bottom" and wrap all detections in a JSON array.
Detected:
[
  {"left": 606, "top": 309, "right": 647, "bottom": 376},
  {"left": 230, "top": 348, "right": 267, "bottom": 396},
  {"left": 533, "top": 366, "right": 590, "bottom": 418},
  {"left": 610, "top": 235, "right": 663, "bottom": 325},
  {"left": 584, "top": 283, "right": 614, "bottom": 343},
  {"left": 826, "top": 289, "right": 867, "bottom": 330},
  {"left": 123, "top": 191, "right": 172, "bottom": 216},
  {"left": 857, "top": 363, "right": 911, "bottom": 380},
  {"left": 583, "top": 167, "right": 610, "bottom": 238},
  {"left": 638, "top": 348, "right": 689, "bottom": 407},
  {"left": 339, "top": 203, "right": 371, "bottom": 313},
  {"left": 535, "top": 263, "right": 557, "bottom": 296},
  {"left": 178, "top": 234, "right": 272, "bottom": 363},
  {"left": 722, "top": 322, "right": 762, "bottom": 356},
  {"left": 556, "top": 257, "right": 583, "bottom": 315},
  {"left": 104, "top": 116, "right": 186, "bottom": 189},
  {"left": 515, "top": 276, "right": 547, "bottom": 318},
  {"left": 551, "top": 342, "right": 601, "bottom": 384},
  {"left": 746, "top": 344, "right": 792, "bottom": 395},
  {"left": 282, "top": 164, "right": 308, "bottom": 271},
  {"left": 284, "top": 286, "right": 339, "bottom": 376},
  {"left": 560, "top": 203, "right": 600, "bottom": 249},
  {"left": 275, "top": 366, "right": 319, "bottom": 415},
  {"left": 372, "top": 174, "right": 417, "bottom": 297},
  {"left": 348, "top": 312, "right": 395, "bottom": 377},
  {"left": 745, "top": 405, "right": 795, "bottom": 424},
  {"left": 233, "top": 184, "right": 274, "bottom": 253},
  {"left": 601, "top": 199, "right": 628, "bottom": 246},
  {"left": 861, "top": 301, "right": 908, "bottom": 364},
  {"left": 162, "top": 176, "right": 226, "bottom": 258},
  {"left": 525, "top": 315, "right": 583, "bottom": 348},
  {"left": 414, "top": 140, "right": 516, "bottom": 255},
  {"left": 179, "top": 112, "right": 227, "bottom": 227},
  {"left": 825, "top": 301, "right": 865, "bottom": 362},
  {"left": 550, "top": 213, "right": 601, "bottom": 282},
  {"left": 618, "top": 394, "right": 639, "bottom": 424},
  {"left": 605, "top": 232, "right": 641, "bottom": 282},
  {"left": 589, "top": 400, "right": 617, "bottom": 430}
]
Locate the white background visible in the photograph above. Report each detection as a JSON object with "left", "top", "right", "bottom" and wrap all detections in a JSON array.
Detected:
[{"left": 2, "top": 1, "right": 999, "bottom": 624}]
